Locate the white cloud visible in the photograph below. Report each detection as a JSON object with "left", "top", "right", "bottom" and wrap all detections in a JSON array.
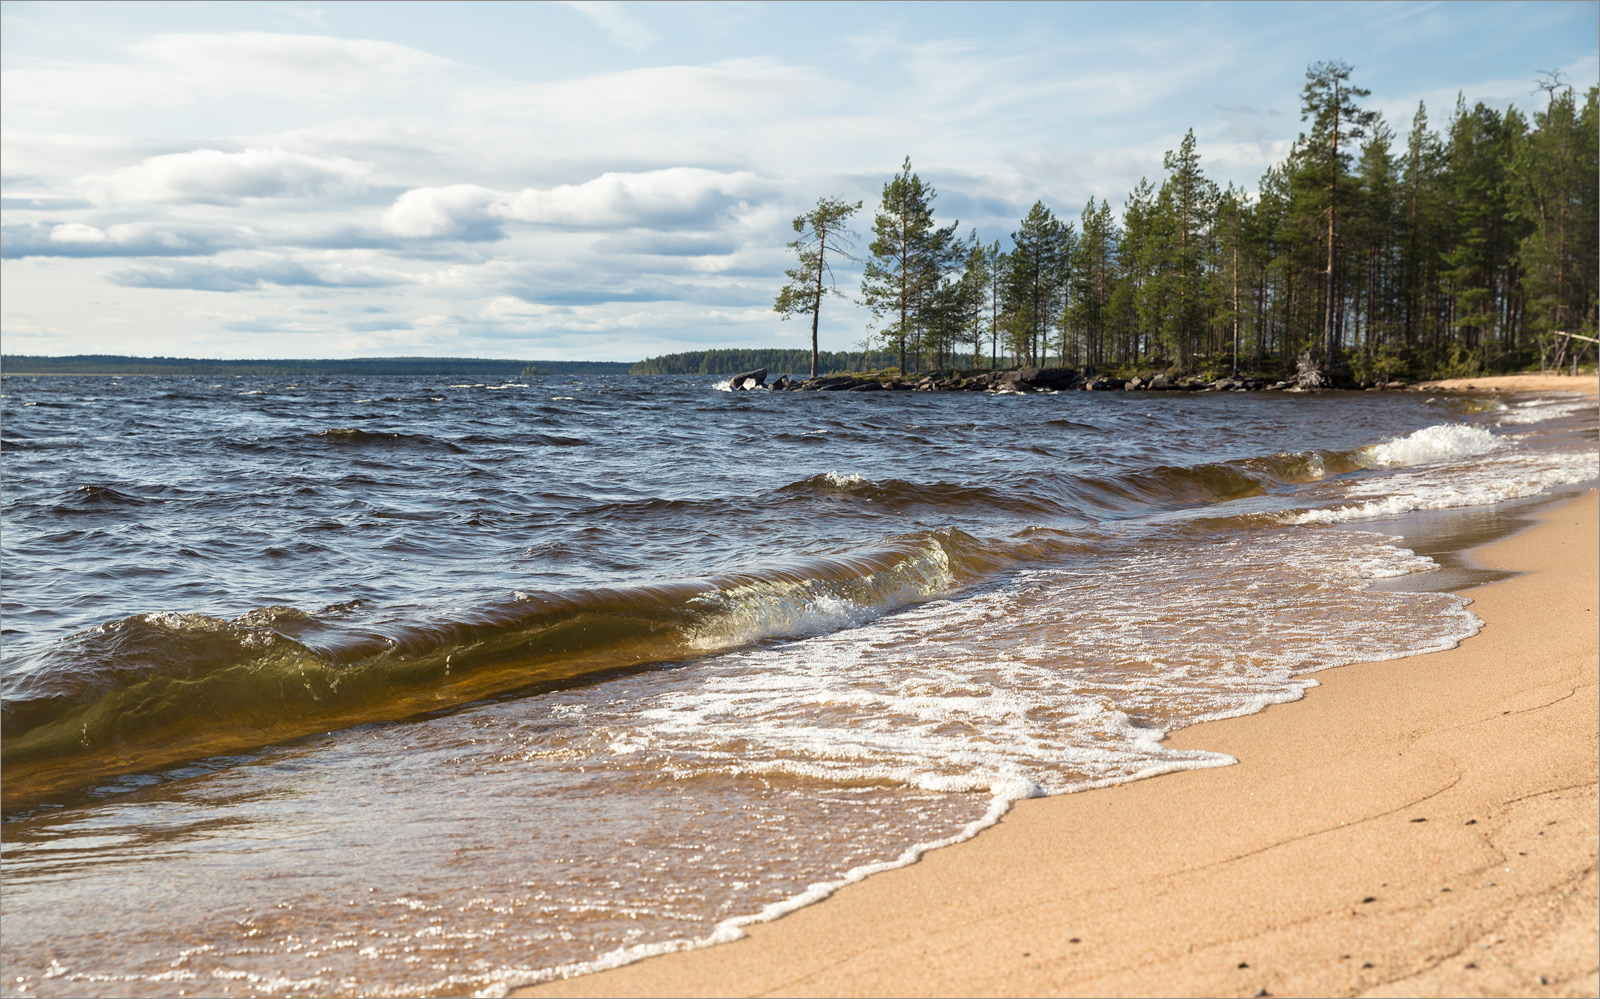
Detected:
[
  {"left": 3, "top": 5, "right": 1592, "bottom": 359},
  {"left": 379, "top": 169, "right": 770, "bottom": 240},
  {"left": 2, "top": 32, "right": 455, "bottom": 115},
  {"left": 501, "top": 168, "right": 767, "bottom": 227},
  {"left": 380, "top": 184, "right": 502, "bottom": 239},
  {"left": 560, "top": 1, "right": 660, "bottom": 51},
  {"left": 2, "top": 221, "right": 251, "bottom": 258},
  {"left": 47, "top": 223, "right": 109, "bottom": 245},
  {"left": 80, "top": 148, "right": 375, "bottom": 205}
]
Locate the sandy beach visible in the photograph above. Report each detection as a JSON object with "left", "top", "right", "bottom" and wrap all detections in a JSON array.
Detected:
[
  {"left": 521, "top": 473, "right": 1598, "bottom": 992},
  {"left": 1414, "top": 372, "right": 1600, "bottom": 395}
]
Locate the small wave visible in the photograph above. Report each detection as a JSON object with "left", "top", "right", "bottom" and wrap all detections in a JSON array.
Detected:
[
  {"left": 1071, "top": 450, "right": 1350, "bottom": 512},
  {"left": 1044, "top": 419, "right": 1104, "bottom": 431},
  {"left": 775, "top": 471, "right": 1063, "bottom": 516},
  {"left": 0, "top": 532, "right": 1000, "bottom": 811},
  {"left": 66, "top": 485, "right": 148, "bottom": 506},
  {"left": 1358, "top": 423, "right": 1501, "bottom": 468},
  {"left": 311, "top": 428, "right": 466, "bottom": 452}
]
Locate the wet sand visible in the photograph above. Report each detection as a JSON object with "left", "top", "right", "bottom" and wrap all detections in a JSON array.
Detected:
[{"left": 519, "top": 487, "right": 1599, "bottom": 999}]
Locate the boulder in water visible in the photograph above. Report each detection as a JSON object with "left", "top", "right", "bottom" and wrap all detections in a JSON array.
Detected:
[{"left": 729, "top": 367, "right": 767, "bottom": 390}]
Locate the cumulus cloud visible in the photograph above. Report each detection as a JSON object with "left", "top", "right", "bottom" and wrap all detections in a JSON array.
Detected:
[
  {"left": 80, "top": 148, "right": 374, "bottom": 205},
  {"left": 1, "top": 221, "right": 247, "bottom": 258},
  {"left": 378, "top": 169, "right": 768, "bottom": 241},
  {"left": 379, "top": 184, "right": 504, "bottom": 240},
  {"left": 108, "top": 259, "right": 405, "bottom": 292},
  {"left": 503, "top": 169, "right": 766, "bottom": 227}
]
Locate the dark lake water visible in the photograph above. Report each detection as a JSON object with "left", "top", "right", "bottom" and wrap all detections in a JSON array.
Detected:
[{"left": 2, "top": 373, "right": 1594, "bottom": 997}]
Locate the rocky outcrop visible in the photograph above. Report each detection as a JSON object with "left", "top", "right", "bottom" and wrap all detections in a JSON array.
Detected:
[{"left": 751, "top": 365, "right": 1402, "bottom": 396}]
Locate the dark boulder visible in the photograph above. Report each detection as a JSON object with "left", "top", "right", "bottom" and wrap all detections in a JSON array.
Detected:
[
  {"left": 728, "top": 367, "right": 767, "bottom": 390},
  {"left": 1018, "top": 367, "right": 1079, "bottom": 390},
  {"left": 797, "top": 375, "right": 854, "bottom": 391}
]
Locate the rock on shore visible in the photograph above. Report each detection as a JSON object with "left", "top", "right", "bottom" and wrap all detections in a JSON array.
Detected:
[{"left": 757, "top": 367, "right": 1397, "bottom": 394}]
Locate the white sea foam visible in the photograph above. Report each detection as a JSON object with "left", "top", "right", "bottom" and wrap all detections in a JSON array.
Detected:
[
  {"left": 1290, "top": 449, "right": 1598, "bottom": 524},
  {"left": 1495, "top": 395, "right": 1593, "bottom": 426},
  {"left": 481, "top": 526, "right": 1481, "bottom": 996},
  {"left": 1358, "top": 422, "right": 1501, "bottom": 467},
  {"left": 820, "top": 470, "right": 869, "bottom": 487}
]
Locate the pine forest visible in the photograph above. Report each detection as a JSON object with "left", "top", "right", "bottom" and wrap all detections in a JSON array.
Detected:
[{"left": 775, "top": 63, "right": 1599, "bottom": 384}]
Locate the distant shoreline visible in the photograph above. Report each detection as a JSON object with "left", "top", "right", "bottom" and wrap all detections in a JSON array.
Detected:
[{"left": 0, "top": 355, "right": 632, "bottom": 377}]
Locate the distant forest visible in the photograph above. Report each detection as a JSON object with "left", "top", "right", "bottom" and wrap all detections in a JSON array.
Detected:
[
  {"left": 1, "top": 356, "right": 633, "bottom": 377},
  {"left": 776, "top": 64, "right": 1598, "bottom": 381},
  {"left": 630, "top": 348, "right": 900, "bottom": 375}
]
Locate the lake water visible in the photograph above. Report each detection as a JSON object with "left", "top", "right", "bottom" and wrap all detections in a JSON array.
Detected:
[{"left": 2, "top": 374, "right": 1594, "bottom": 997}]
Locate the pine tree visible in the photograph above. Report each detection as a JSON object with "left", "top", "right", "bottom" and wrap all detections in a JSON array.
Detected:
[
  {"left": 774, "top": 196, "right": 862, "bottom": 378},
  {"left": 861, "top": 157, "right": 959, "bottom": 375},
  {"left": 1069, "top": 197, "right": 1119, "bottom": 367},
  {"left": 1299, "top": 61, "right": 1379, "bottom": 370},
  {"left": 1157, "top": 130, "right": 1214, "bottom": 369},
  {"left": 984, "top": 240, "right": 1007, "bottom": 368},
  {"left": 1004, "top": 201, "right": 1073, "bottom": 366},
  {"left": 1508, "top": 80, "right": 1600, "bottom": 367}
]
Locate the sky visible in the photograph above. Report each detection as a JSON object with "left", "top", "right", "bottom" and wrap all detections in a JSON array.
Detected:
[{"left": 3, "top": 1, "right": 1596, "bottom": 362}]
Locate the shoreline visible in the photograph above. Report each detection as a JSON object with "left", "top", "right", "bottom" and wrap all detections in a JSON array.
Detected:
[
  {"left": 518, "top": 484, "right": 1598, "bottom": 997},
  {"left": 1412, "top": 373, "right": 1600, "bottom": 394}
]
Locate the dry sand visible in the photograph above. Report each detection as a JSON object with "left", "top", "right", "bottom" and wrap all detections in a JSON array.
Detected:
[
  {"left": 1414, "top": 373, "right": 1599, "bottom": 397},
  {"left": 520, "top": 488, "right": 1599, "bottom": 999}
]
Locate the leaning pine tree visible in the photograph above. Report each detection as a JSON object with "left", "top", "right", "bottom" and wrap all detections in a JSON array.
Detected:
[{"left": 774, "top": 196, "right": 862, "bottom": 379}]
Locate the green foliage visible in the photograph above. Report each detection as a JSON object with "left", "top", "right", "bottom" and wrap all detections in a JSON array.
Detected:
[
  {"left": 860, "top": 157, "right": 963, "bottom": 375},
  {"left": 774, "top": 196, "right": 862, "bottom": 377},
  {"left": 1435, "top": 341, "right": 1484, "bottom": 380},
  {"left": 1001, "top": 200, "right": 1073, "bottom": 366},
  {"left": 630, "top": 349, "right": 897, "bottom": 376},
  {"left": 1346, "top": 342, "right": 1408, "bottom": 384}
]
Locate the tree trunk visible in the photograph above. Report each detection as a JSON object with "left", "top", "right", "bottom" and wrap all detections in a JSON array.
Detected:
[
  {"left": 1324, "top": 82, "right": 1341, "bottom": 368},
  {"left": 1232, "top": 243, "right": 1240, "bottom": 377},
  {"left": 811, "top": 229, "right": 825, "bottom": 379}
]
